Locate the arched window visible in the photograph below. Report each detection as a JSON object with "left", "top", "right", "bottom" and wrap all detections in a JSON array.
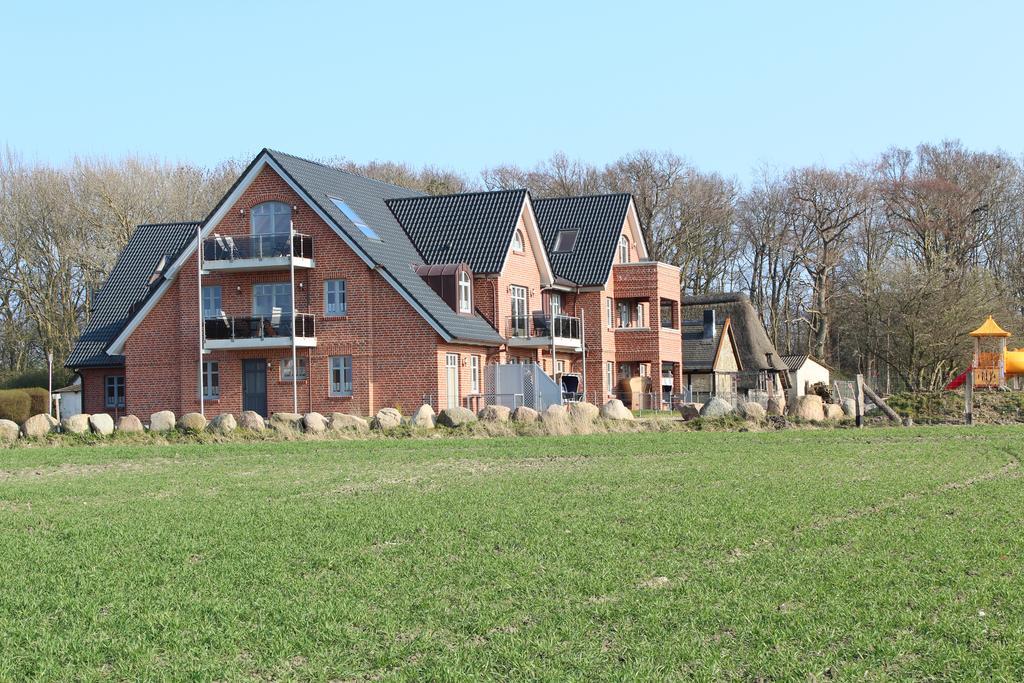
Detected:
[
  {"left": 458, "top": 270, "right": 472, "bottom": 313},
  {"left": 512, "top": 229, "right": 524, "bottom": 252},
  {"left": 251, "top": 201, "right": 292, "bottom": 235},
  {"left": 619, "top": 234, "right": 630, "bottom": 263}
]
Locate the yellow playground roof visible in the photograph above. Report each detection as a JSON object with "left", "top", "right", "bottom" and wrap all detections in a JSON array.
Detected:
[{"left": 970, "top": 316, "right": 1011, "bottom": 338}]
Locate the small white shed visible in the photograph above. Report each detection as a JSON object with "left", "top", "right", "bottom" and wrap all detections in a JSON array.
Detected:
[
  {"left": 53, "top": 379, "right": 82, "bottom": 419},
  {"left": 782, "top": 355, "right": 831, "bottom": 397}
]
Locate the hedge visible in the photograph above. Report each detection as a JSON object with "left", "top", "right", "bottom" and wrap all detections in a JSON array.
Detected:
[
  {"left": 0, "top": 390, "right": 32, "bottom": 424},
  {"left": 23, "top": 387, "right": 49, "bottom": 416}
]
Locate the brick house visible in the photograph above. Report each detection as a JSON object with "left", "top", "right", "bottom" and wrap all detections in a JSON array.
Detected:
[{"left": 67, "top": 149, "right": 682, "bottom": 418}]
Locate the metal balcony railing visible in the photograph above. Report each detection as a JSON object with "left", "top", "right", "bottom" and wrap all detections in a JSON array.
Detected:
[
  {"left": 202, "top": 233, "right": 313, "bottom": 262},
  {"left": 506, "top": 314, "right": 581, "bottom": 340},
  {"left": 204, "top": 313, "right": 316, "bottom": 341}
]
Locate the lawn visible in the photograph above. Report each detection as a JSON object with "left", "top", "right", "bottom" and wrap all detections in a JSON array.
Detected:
[{"left": 1, "top": 427, "right": 1022, "bottom": 681}]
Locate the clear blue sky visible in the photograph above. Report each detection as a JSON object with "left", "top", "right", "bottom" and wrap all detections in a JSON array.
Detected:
[{"left": 3, "top": 0, "right": 1021, "bottom": 183}]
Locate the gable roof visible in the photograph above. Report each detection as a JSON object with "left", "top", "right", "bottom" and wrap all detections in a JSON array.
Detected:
[
  {"left": 67, "top": 221, "right": 198, "bottom": 368},
  {"left": 781, "top": 354, "right": 808, "bottom": 371},
  {"left": 106, "top": 150, "right": 505, "bottom": 354},
  {"left": 682, "top": 292, "right": 789, "bottom": 374},
  {"left": 682, "top": 316, "right": 740, "bottom": 371},
  {"left": 385, "top": 189, "right": 527, "bottom": 273},
  {"left": 532, "top": 193, "right": 633, "bottom": 287}
]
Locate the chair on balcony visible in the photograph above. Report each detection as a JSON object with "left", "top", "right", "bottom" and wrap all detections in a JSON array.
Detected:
[
  {"left": 223, "top": 236, "right": 239, "bottom": 260},
  {"left": 532, "top": 310, "right": 549, "bottom": 337},
  {"left": 261, "top": 307, "right": 282, "bottom": 337}
]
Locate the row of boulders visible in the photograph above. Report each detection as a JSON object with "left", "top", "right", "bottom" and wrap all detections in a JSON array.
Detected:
[
  {"left": 678, "top": 394, "right": 855, "bottom": 423},
  {"left": 1, "top": 399, "right": 636, "bottom": 443}
]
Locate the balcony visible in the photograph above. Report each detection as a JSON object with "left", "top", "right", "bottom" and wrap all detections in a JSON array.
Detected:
[
  {"left": 202, "top": 233, "right": 314, "bottom": 272},
  {"left": 506, "top": 314, "right": 582, "bottom": 351},
  {"left": 203, "top": 313, "right": 316, "bottom": 350}
]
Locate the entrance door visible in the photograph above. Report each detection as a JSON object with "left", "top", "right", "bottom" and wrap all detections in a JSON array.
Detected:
[
  {"left": 445, "top": 353, "right": 460, "bottom": 410},
  {"left": 243, "top": 359, "right": 268, "bottom": 416}
]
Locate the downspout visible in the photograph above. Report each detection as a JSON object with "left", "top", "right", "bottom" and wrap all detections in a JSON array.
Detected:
[
  {"left": 196, "top": 223, "right": 205, "bottom": 417},
  {"left": 290, "top": 218, "right": 298, "bottom": 413}
]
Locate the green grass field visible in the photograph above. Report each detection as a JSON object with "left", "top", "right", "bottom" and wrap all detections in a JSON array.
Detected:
[{"left": 2, "top": 427, "right": 1023, "bottom": 681}]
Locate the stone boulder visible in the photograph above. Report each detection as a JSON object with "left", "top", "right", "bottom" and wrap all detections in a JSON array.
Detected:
[
  {"left": 699, "top": 397, "right": 733, "bottom": 419},
  {"left": 178, "top": 412, "right": 208, "bottom": 432},
  {"left": 270, "top": 412, "right": 303, "bottom": 432},
  {"left": 209, "top": 413, "right": 237, "bottom": 435},
  {"left": 511, "top": 406, "right": 539, "bottom": 423},
  {"left": 599, "top": 399, "right": 634, "bottom": 421},
  {"left": 677, "top": 403, "right": 700, "bottom": 421},
  {"left": 740, "top": 402, "right": 767, "bottom": 421},
  {"left": 766, "top": 397, "right": 785, "bottom": 417},
  {"left": 0, "top": 419, "right": 20, "bottom": 443},
  {"left": 542, "top": 404, "right": 568, "bottom": 423},
  {"left": 411, "top": 404, "right": 436, "bottom": 428},
  {"left": 478, "top": 405, "right": 511, "bottom": 422},
  {"left": 789, "top": 395, "right": 825, "bottom": 422},
  {"left": 566, "top": 402, "right": 599, "bottom": 423},
  {"left": 303, "top": 412, "right": 328, "bottom": 434},
  {"left": 61, "top": 413, "right": 91, "bottom": 435},
  {"left": 371, "top": 407, "right": 402, "bottom": 430},
  {"left": 329, "top": 413, "right": 369, "bottom": 432},
  {"left": 824, "top": 403, "right": 845, "bottom": 421},
  {"left": 150, "top": 410, "right": 176, "bottom": 432},
  {"left": 21, "top": 413, "right": 58, "bottom": 438},
  {"left": 437, "top": 406, "right": 477, "bottom": 428},
  {"left": 117, "top": 415, "right": 144, "bottom": 433},
  {"left": 238, "top": 411, "right": 266, "bottom": 432},
  {"left": 842, "top": 398, "right": 857, "bottom": 418},
  {"left": 88, "top": 413, "right": 115, "bottom": 436}
]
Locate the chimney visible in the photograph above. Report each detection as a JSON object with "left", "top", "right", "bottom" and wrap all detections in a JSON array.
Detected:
[{"left": 703, "top": 309, "right": 716, "bottom": 340}]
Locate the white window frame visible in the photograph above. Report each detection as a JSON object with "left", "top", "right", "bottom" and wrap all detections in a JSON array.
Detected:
[
  {"left": 202, "top": 285, "right": 222, "bottom": 319},
  {"left": 606, "top": 298, "right": 613, "bottom": 328},
  {"left": 281, "top": 357, "right": 308, "bottom": 381},
  {"left": 458, "top": 271, "right": 472, "bottom": 314},
  {"left": 636, "top": 302, "right": 645, "bottom": 328},
  {"left": 606, "top": 361, "right": 614, "bottom": 395},
  {"left": 512, "top": 229, "right": 524, "bottom": 252},
  {"left": 556, "top": 360, "right": 566, "bottom": 375},
  {"left": 329, "top": 355, "right": 352, "bottom": 397},
  {"left": 549, "top": 292, "right": 562, "bottom": 319},
  {"left": 202, "top": 361, "right": 220, "bottom": 399},
  {"left": 253, "top": 283, "right": 291, "bottom": 316},
  {"left": 105, "top": 375, "right": 125, "bottom": 408},
  {"left": 445, "top": 353, "right": 460, "bottom": 410},
  {"left": 324, "top": 279, "right": 347, "bottom": 317},
  {"left": 619, "top": 234, "right": 630, "bottom": 263},
  {"left": 470, "top": 355, "right": 480, "bottom": 394},
  {"left": 251, "top": 201, "right": 292, "bottom": 236}
]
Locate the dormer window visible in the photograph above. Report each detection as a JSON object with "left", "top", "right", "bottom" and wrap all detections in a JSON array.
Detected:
[
  {"left": 553, "top": 230, "right": 578, "bottom": 253},
  {"left": 251, "top": 201, "right": 291, "bottom": 235},
  {"left": 458, "top": 271, "right": 472, "bottom": 313},
  {"left": 619, "top": 234, "right": 630, "bottom": 263},
  {"left": 512, "top": 229, "right": 524, "bottom": 252}
]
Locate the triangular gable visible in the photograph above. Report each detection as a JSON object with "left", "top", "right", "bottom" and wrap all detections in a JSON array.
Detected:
[
  {"left": 497, "top": 193, "right": 554, "bottom": 286},
  {"left": 712, "top": 317, "right": 743, "bottom": 372}
]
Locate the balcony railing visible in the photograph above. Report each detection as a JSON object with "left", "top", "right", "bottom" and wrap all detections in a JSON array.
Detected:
[
  {"left": 202, "top": 233, "right": 313, "bottom": 262},
  {"left": 204, "top": 313, "right": 316, "bottom": 342},
  {"left": 506, "top": 314, "right": 581, "bottom": 340}
]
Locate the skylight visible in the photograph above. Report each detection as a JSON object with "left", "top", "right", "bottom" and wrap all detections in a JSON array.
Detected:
[
  {"left": 328, "top": 196, "right": 380, "bottom": 240},
  {"left": 553, "top": 229, "right": 579, "bottom": 253}
]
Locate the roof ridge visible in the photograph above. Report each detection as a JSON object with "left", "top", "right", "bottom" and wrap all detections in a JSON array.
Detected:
[
  {"left": 387, "top": 187, "right": 526, "bottom": 203},
  {"left": 533, "top": 192, "right": 631, "bottom": 202},
  {"left": 265, "top": 148, "right": 426, "bottom": 195},
  {"left": 135, "top": 221, "right": 203, "bottom": 229}
]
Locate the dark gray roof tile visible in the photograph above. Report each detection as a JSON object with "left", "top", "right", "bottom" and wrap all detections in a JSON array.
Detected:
[{"left": 533, "top": 194, "right": 632, "bottom": 287}]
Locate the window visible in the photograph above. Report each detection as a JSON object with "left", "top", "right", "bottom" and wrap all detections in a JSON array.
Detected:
[
  {"left": 606, "top": 297, "right": 613, "bottom": 328},
  {"left": 618, "top": 301, "right": 630, "bottom": 328},
  {"left": 660, "top": 300, "right": 674, "bottom": 328},
  {"left": 512, "top": 229, "right": 524, "bottom": 252},
  {"left": 105, "top": 376, "right": 125, "bottom": 408},
  {"left": 202, "top": 361, "right": 219, "bottom": 399},
  {"left": 619, "top": 234, "right": 630, "bottom": 263},
  {"left": 556, "top": 360, "right": 566, "bottom": 374},
  {"left": 330, "top": 355, "right": 352, "bottom": 396},
  {"left": 636, "top": 303, "right": 645, "bottom": 328},
  {"left": 470, "top": 355, "right": 480, "bottom": 394},
  {"left": 251, "top": 201, "right": 291, "bottom": 235},
  {"left": 253, "top": 283, "right": 291, "bottom": 316},
  {"left": 458, "top": 271, "right": 472, "bottom": 313},
  {"left": 281, "top": 357, "right": 308, "bottom": 381},
  {"left": 606, "top": 361, "right": 614, "bottom": 394},
  {"left": 549, "top": 292, "right": 562, "bottom": 318},
  {"left": 324, "top": 279, "right": 347, "bottom": 316},
  {"left": 510, "top": 285, "right": 528, "bottom": 334},
  {"left": 202, "top": 286, "right": 222, "bottom": 319},
  {"left": 619, "top": 363, "right": 631, "bottom": 379},
  {"left": 553, "top": 230, "right": 578, "bottom": 252},
  {"left": 329, "top": 196, "right": 379, "bottom": 240},
  {"left": 639, "top": 363, "right": 649, "bottom": 378}
]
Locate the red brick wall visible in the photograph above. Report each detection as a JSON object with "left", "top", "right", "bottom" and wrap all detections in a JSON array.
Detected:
[{"left": 79, "top": 367, "right": 126, "bottom": 419}]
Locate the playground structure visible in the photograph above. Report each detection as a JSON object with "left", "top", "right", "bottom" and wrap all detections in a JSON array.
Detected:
[{"left": 946, "top": 316, "right": 1024, "bottom": 390}]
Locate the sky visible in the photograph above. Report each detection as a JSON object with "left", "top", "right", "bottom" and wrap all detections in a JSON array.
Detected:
[{"left": 2, "top": 0, "right": 1022, "bottom": 184}]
